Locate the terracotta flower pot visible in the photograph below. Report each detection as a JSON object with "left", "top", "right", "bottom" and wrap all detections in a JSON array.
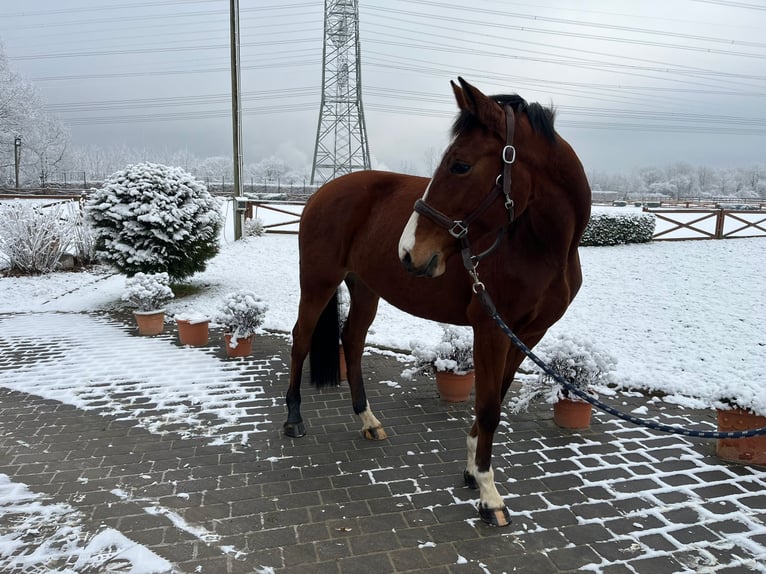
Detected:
[
  {"left": 435, "top": 370, "right": 474, "bottom": 403},
  {"left": 553, "top": 398, "right": 592, "bottom": 430},
  {"left": 133, "top": 310, "right": 165, "bottom": 336},
  {"left": 716, "top": 408, "right": 766, "bottom": 466},
  {"left": 224, "top": 333, "right": 253, "bottom": 358},
  {"left": 339, "top": 345, "right": 347, "bottom": 381},
  {"left": 176, "top": 319, "right": 209, "bottom": 346}
]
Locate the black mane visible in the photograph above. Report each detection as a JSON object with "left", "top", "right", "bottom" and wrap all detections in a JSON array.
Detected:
[{"left": 451, "top": 94, "right": 557, "bottom": 142}]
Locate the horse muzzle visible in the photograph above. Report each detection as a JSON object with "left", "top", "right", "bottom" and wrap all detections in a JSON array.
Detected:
[{"left": 400, "top": 249, "right": 445, "bottom": 278}]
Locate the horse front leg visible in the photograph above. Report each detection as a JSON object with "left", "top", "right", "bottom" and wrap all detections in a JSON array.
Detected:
[{"left": 464, "top": 327, "right": 512, "bottom": 526}]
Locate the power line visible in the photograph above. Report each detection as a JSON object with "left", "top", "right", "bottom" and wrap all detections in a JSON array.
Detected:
[{"left": 364, "top": 4, "right": 766, "bottom": 60}]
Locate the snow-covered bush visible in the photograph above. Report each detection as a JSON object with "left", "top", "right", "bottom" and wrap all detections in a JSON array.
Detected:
[
  {"left": 337, "top": 283, "right": 350, "bottom": 332},
  {"left": 404, "top": 324, "right": 474, "bottom": 377},
  {"left": 215, "top": 290, "right": 268, "bottom": 340},
  {"left": 66, "top": 201, "right": 97, "bottom": 265},
  {"left": 85, "top": 162, "right": 222, "bottom": 281},
  {"left": 580, "top": 212, "right": 655, "bottom": 246},
  {"left": 121, "top": 272, "right": 174, "bottom": 312},
  {"left": 243, "top": 217, "right": 265, "bottom": 237},
  {"left": 0, "top": 201, "right": 70, "bottom": 274},
  {"left": 510, "top": 334, "right": 617, "bottom": 413}
]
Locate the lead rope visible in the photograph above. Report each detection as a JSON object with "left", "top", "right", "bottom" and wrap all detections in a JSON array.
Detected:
[{"left": 463, "top": 249, "right": 766, "bottom": 439}]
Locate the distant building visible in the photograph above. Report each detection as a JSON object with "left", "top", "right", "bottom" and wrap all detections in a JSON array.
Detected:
[{"left": 591, "top": 190, "right": 620, "bottom": 204}]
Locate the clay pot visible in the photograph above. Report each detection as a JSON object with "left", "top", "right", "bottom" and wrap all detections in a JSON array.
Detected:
[
  {"left": 435, "top": 371, "right": 474, "bottom": 403},
  {"left": 716, "top": 408, "right": 766, "bottom": 466},
  {"left": 224, "top": 333, "right": 253, "bottom": 358},
  {"left": 133, "top": 310, "right": 165, "bottom": 336},
  {"left": 176, "top": 319, "right": 209, "bottom": 346},
  {"left": 553, "top": 398, "right": 592, "bottom": 430},
  {"left": 339, "top": 345, "right": 347, "bottom": 381}
]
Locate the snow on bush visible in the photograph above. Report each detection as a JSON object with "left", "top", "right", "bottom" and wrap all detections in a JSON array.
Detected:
[
  {"left": 510, "top": 333, "right": 617, "bottom": 412},
  {"left": 580, "top": 211, "right": 655, "bottom": 246},
  {"left": 121, "top": 272, "right": 174, "bottom": 312},
  {"left": 0, "top": 201, "right": 70, "bottom": 274},
  {"left": 66, "top": 201, "right": 97, "bottom": 265},
  {"left": 85, "top": 162, "right": 222, "bottom": 281},
  {"left": 243, "top": 217, "right": 265, "bottom": 237},
  {"left": 215, "top": 290, "right": 268, "bottom": 340},
  {"left": 405, "top": 324, "right": 474, "bottom": 376}
]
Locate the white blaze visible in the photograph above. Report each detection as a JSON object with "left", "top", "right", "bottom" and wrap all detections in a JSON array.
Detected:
[{"left": 397, "top": 179, "right": 432, "bottom": 260}]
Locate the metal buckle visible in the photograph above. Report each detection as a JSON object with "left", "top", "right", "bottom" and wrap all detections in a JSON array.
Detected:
[
  {"left": 502, "top": 145, "right": 516, "bottom": 164},
  {"left": 449, "top": 220, "right": 468, "bottom": 239}
]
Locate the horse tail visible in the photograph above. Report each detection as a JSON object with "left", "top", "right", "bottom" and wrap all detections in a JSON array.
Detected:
[{"left": 309, "top": 290, "right": 341, "bottom": 388}]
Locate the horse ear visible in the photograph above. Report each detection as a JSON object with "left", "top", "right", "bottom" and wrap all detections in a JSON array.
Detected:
[
  {"left": 451, "top": 80, "right": 468, "bottom": 111},
  {"left": 457, "top": 77, "right": 505, "bottom": 136}
]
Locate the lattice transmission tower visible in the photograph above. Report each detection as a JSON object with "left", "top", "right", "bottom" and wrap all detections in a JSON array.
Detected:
[{"left": 311, "top": 0, "right": 371, "bottom": 185}]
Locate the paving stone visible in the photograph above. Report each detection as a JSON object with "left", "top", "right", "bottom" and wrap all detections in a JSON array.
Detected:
[
  {"left": 2, "top": 323, "right": 766, "bottom": 573},
  {"left": 546, "top": 544, "right": 602, "bottom": 571}
]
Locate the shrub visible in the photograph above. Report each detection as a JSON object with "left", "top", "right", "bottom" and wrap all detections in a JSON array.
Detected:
[
  {"left": 580, "top": 211, "right": 655, "bottom": 246},
  {"left": 85, "top": 162, "right": 222, "bottom": 281},
  {"left": 215, "top": 290, "right": 268, "bottom": 339},
  {"left": 243, "top": 217, "right": 265, "bottom": 237},
  {"left": 0, "top": 201, "right": 70, "bottom": 274},
  {"left": 121, "top": 272, "right": 174, "bottom": 312},
  {"left": 510, "top": 334, "right": 617, "bottom": 413},
  {"left": 404, "top": 324, "right": 474, "bottom": 377},
  {"left": 67, "top": 202, "right": 97, "bottom": 265}
]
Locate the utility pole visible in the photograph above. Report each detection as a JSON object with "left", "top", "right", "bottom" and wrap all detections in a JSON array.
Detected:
[
  {"left": 14, "top": 135, "right": 21, "bottom": 189},
  {"left": 311, "top": 0, "right": 370, "bottom": 185},
  {"left": 229, "top": 0, "right": 244, "bottom": 239}
]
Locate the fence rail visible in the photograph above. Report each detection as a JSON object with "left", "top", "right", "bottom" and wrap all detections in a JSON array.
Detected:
[
  {"left": 242, "top": 200, "right": 303, "bottom": 235},
  {"left": 4, "top": 194, "right": 765, "bottom": 242},
  {"left": 645, "top": 207, "right": 766, "bottom": 240}
]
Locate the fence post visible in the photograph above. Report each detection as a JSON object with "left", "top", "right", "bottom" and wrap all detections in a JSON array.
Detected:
[{"left": 715, "top": 209, "right": 725, "bottom": 239}]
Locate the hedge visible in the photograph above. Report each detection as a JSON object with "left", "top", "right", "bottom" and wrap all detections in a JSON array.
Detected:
[{"left": 580, "top": 211, "right": 656, "bottom": 246}]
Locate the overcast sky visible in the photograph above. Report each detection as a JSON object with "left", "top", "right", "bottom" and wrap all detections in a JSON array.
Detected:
[{"left": 2, "top": 0, "right": 765, "bottom": 176}]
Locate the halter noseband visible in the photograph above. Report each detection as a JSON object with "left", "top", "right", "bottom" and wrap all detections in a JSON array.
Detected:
[{"left": 412, "top": 105, "right": 517, "bottom": 282}]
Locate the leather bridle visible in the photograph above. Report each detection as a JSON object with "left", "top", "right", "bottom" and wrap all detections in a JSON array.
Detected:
[{"left": 412, "top": 105, "right": 517, "bottom": 288}]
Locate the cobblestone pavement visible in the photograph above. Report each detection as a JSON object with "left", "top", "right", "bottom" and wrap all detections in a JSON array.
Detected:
[{"left": 0, "top": 313, "right": 765, "bottom": 573}]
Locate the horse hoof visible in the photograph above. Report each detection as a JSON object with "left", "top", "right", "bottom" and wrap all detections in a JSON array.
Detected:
[
  {"left": 283, "top": 421, "right": 306, "bottom": 438},
  {"left": 479, "top": 505, "right": 512, "bottom": 527},
  {"left": 362, "top": 425, "right": 388, "bottom": 441},
  {"left": 463, "top": 470, "right": 478, "bottom": 490}
]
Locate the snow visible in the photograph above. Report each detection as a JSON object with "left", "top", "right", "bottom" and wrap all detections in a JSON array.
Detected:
[
  {"left": 0, "top": 215, "right": 764, "bottom": 571},
  {"left": 0, "top": 474, "right": 172, "bottom": 574}
]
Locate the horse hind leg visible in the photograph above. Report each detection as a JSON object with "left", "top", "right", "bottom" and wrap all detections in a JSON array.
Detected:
[
  {"left": 284, "top": 283, "right": 341, "bottom": 438},
  {"left": 343, "top": 275, "right": 386, "bottom": 441}
]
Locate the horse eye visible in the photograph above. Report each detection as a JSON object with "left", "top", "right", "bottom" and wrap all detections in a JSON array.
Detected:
[{"left": 450, "top": 161, "right": 471, "bottom": 175}]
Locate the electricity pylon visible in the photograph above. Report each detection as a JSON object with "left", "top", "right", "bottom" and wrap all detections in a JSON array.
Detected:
[{"left": 311, "top": 0, "right": 371, "bottom": 185}]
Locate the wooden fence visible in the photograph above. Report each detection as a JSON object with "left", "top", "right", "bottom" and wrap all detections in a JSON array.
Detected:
[
  {"left": 242, "top": 200, "right": 303, "bottom": 234},
  {"left": 646, "top": 207, "right": 766, "bottom": 240},
  {"left": 4, "top": 194, "right": 765, "bottom": 242}
]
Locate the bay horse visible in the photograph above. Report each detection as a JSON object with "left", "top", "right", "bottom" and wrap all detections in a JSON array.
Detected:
[{"left": 284, "top": 77, "right": 591, "bottom": 526}]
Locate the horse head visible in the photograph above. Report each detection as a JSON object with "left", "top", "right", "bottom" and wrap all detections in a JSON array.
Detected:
[{"left": 398, "top": 77, "right": 556, "bottom": 277}]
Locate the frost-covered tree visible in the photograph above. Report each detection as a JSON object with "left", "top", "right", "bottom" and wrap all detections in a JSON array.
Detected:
[
  {"left": 0, "top": 43, "right": 68, "bottom": 186},
  {"left": 85, "top": 162, "right": 222, "bottom": 281}
]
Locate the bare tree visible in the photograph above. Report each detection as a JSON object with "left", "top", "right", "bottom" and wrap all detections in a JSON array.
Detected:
[{"left": 0, "top": 42, "right": 68, "bottom": 186}]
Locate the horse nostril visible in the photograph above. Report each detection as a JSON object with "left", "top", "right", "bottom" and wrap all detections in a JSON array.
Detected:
[{"left": 401, "top": 251, "right": 413, "bottom": 272}]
